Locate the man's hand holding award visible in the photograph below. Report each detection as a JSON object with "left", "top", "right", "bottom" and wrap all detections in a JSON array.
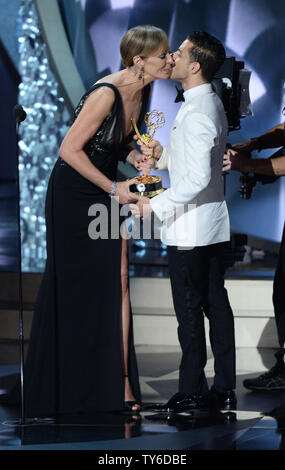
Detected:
[{"left": 130, "top": 110, "right": 165, "bottom": 198}]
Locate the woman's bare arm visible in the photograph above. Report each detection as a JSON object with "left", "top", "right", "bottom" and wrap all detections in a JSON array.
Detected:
[
  {"left": 59, "top": 87, "right": 115, "bottom": 193},
  {"left": 59, "top": 87, "right": 139, "bottom": 203}
]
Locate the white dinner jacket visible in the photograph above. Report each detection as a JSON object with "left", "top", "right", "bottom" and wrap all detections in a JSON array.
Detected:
[{"left": 150, "top": 83, "right": 230, "bottom": 247}]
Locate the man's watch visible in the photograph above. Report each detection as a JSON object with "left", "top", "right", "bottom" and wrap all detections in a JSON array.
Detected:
[{"left": 109, "top": 181, "right": 117, "bottom": 197}]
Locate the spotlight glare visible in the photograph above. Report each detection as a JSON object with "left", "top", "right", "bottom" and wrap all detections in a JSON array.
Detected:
[
  {"left": 110, "top": 0, "right": 135, "bottom": 9},
  {"left": 249, "top": 69, "right": 266, "bottom": 103}
]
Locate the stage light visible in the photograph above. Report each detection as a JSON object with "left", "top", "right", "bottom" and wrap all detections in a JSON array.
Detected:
[
  {"left": 110, "top": 0, "right": 135, "bottom": 9},
  {"left": 249, "top": 69, "right": 266, "bottom": 103},
  {"left": 136, "top": 249, "right": 146, "bottom": 258},
  {"left": 75, "top": 0, "right": 87, "bottom": 10},
  {"left": 226, "top": 0, "right": 275, "bottom": 58}
]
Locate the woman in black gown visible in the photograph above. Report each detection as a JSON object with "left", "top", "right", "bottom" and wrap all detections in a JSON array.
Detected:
[{"left": 2, "top": 25, "right": 173, "bottom": 417}]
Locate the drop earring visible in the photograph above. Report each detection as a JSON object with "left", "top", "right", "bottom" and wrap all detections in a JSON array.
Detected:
[{"left": 138, "top": 66, "right": 144, "bottom": 81}]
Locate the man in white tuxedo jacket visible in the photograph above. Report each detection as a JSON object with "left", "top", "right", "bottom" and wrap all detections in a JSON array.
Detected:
[{"left": 132, "top": 32, "right": 236, "bottom": 412}]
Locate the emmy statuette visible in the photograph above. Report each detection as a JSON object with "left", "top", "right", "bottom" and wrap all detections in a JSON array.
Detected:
[{"left": 130, "top": 110, "right": 165, "bottom": 198}]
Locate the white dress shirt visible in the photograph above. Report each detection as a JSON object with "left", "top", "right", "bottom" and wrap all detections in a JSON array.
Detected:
[{"left": 150, "top": 83, "right": 230, "bottom": 247}]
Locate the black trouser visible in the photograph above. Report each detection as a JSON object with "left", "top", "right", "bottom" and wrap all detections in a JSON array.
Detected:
[
  {"left": 167, "top": 243, "right": 236, "bottom": 395},
  {"left": 273, "top": 224, "right": 285, "bottom": 349}
]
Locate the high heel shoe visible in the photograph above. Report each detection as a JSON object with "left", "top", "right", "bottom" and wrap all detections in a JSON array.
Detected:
[{"left": 123, "top": 374, "right": 141, "bottom": 413}]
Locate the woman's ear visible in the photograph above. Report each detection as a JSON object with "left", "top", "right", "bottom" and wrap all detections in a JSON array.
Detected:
[
  {"left": 133, "top": 55, "right": 144, "bottom": 67},
  {"left": 133, "top": 55, "right": 145, "bottom": 81}
]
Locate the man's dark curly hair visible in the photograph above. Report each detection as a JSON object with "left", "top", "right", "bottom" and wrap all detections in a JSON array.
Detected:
[{"left": 187, "top": 31, "right": 226, "bottom": 82}]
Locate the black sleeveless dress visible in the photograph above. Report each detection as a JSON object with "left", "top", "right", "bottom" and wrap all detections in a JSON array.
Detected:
[{"left": 2, "top": 83, "right": 150, "bottom": 417}]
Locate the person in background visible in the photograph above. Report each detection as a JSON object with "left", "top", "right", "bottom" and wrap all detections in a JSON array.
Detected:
[{"left": 224, "top": 120, "right": 285, "bottom": 391}]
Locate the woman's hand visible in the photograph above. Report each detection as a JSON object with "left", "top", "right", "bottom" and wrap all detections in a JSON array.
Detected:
[
  {"left": 133, "top": 152, "right": 155, "bottom": 175},
  {"left": 115, "top": 178, "right": 140, "bottom": 204},
  {"left": 126, "top": 149, "right": 155, "bottom": 175},
  {"left": 136, "top": 157, "right": 155, "bottom": 175}
]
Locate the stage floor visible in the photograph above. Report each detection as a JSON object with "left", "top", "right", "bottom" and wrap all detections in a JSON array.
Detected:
[
  {"left": 0, "top": 344, "right": 284, "bottom": 451},
  {"left": 0, "top": 181, "right": 284, "bottom": 453}
]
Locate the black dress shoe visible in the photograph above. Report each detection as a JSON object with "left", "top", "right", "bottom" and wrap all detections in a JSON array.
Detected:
[
  {"left": 150, "top": 392, "right": 211, "bottom": 413},
  {"left": 210, "top": 387, "right": 237, "bottom": 410}
]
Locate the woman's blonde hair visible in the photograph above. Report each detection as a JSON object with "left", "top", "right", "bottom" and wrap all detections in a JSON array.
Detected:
[{"left": 120, "top": 25, "right": 169, "bottom": 67}]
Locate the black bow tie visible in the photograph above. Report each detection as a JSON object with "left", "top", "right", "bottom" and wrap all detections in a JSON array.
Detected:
[{"left": 174, "top": 86, "right": 185, "bottom": 103}]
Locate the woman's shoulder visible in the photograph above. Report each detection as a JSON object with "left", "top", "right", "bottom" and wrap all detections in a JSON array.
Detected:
[
  {"left": 91, "top": 71, "right": 122, "bottom": 93},
  {"left": 86, "top": 81, "right": 118, "bottom": 98},
  {"left": 74, "top": 82, "right": 117, "bottom": 119},
  {"left": 79, "top": 80, "right": 121, "bottom": 109}
]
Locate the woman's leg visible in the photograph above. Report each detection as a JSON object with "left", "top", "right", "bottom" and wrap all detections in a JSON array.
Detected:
[{"left": 120, "top": 237, "right": 140, "bottom": 410}]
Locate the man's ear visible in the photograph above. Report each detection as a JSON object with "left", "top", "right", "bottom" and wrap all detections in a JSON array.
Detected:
[{"left": 191, "top": 61, "right": 201, "bottom": 75}]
